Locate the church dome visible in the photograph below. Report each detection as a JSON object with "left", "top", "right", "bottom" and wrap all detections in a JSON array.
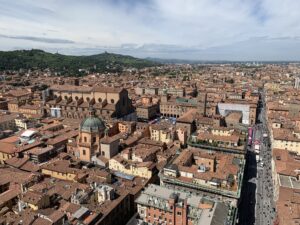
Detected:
[{"left": 80, "top": 108, "right": 105, "bottom": 133}]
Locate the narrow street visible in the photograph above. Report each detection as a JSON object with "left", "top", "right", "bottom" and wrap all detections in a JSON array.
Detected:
[
  {"left": 254, "top": 91, "right": 276, "bottom": 225},
  {"left": 238, "top": 90, "right": 276, "bottom": 225}
]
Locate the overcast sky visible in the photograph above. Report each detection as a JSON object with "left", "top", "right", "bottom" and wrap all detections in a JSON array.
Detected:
[{"left": 0, "top": 0, "right": 300, "bottom": 60}]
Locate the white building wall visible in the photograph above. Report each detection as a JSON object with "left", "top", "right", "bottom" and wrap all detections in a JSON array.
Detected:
[{"left": 218, "top": 103, "right": 250, "bottom": 125}]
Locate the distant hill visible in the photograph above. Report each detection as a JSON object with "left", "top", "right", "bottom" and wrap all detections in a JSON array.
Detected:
[{"left": 0, "top": 49, "right": 159, "bottom": 75}]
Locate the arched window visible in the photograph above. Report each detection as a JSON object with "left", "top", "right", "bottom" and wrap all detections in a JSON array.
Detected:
[
  {"left": 75, "top": 96, "right": 79, "bottom": 101},
  {"left": 86, "top": 97, "right": 90, "bottom": 102},
  {"left": 111, "top": 99, "right": 114, "bottom": 104},
  {"left": 64, "top": 96, "right": 68, "bottom": 100},
  {"left": 98, "top": 98, "right": 102, "bottom": 103}
]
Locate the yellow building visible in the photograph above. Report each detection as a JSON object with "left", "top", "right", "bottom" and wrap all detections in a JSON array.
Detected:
[
  {"left": 118, "top": 121, "right": 136, "bottom": 134},
  {"left": 149, "top": 124, "right": 174, "bottom": 144},
  {"left": 8, "top": 101, "right": 43, "bottom": 118},
  {"left": 272, "top": 139, "right": 300, "bottom": 153},
  {"left": 211, "top": 127, "right": 233, "bottom": 136},
  {"left": 22, "top": 191, "right": 50, "bottom": 211},
  {"left": 18, "top": 104, "right": 43, "bottom": 118},
  {"left": 109, "top": 155, "right": 154, "bottom": 179},
  {"left": 15, "top": 117, "right": 34, "bottom": 130},
  {"left": 272, "top": 129, "right": 300, "bottom": 154},
  {"left": 41, "top": 160, "right": 86, "bottom": 182}
]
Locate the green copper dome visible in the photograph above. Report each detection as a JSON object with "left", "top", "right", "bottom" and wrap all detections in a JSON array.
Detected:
[{"left": 80, "top": 108, "right": 105, "bottom": 133}]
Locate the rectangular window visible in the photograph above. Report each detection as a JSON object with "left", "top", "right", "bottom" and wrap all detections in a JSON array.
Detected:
[{"left": 83, "top": 150, "right": 86, "bottom": 155}]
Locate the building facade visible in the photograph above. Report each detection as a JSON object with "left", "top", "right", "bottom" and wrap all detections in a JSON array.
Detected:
[
  {"left": 45, "top": 85, "right": 134, "bottom": 119},
  {"left": 135, "top": 184, "right": 232, "bottom": 225}
]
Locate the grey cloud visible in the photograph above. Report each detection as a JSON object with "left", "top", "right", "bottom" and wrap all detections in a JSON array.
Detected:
[
  {"left": 42, "top": 36, "right": 300, "bottom": 61},
  {"left": 0, "top": 34, "right": 74, "bottom": 44}
]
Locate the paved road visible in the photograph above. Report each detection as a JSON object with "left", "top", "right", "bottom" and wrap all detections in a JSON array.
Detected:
[
  {"left": 254, "top": 91, "right": 276, "bottom": 225},
  {"left": 238, "top": 90, "right": 276, "bottom": 225}
]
